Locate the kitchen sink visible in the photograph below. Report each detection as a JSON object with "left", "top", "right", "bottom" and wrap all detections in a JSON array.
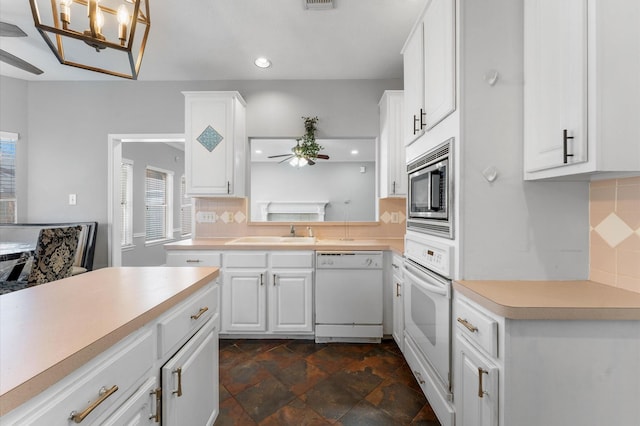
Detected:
[{"left": 227, "top": 236, "right": 317, "bottom": 245}]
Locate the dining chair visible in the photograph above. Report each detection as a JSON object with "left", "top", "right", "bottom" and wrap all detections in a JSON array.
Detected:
[{"left": 0, "top": 226, "right": 81, "bottom": 294}]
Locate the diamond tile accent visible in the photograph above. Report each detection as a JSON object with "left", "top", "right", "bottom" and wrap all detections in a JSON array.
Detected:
[
  {"left": 398, "top": 211, "right": 406, "bottom": 223},
  {"left": 197, "top": 125, "right": 224, "bottom": 152},
  {"left": 220, "top": 211, "right": 232, "bottom": 224},
  {"left": 594, "top": 213, "right": 634, "bottom": 248},
  {"left": 235, "top": 211, "right": 246, "bottom": 223},
  {"left": 380, "top": 211, "right": 392, "bottom": 224}
]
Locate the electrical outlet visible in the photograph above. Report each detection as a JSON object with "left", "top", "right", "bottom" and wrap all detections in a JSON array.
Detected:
[
  {"left": 196, "top": 212, "right": 216, "bottom": 223},
  {"left": 68, "top": 194, "right": 77, "bottom": 205}
]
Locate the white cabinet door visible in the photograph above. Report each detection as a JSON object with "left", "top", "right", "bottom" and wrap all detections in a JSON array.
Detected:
[
  {"left": 379, "top": 91, "right": 407, "bottom": 197},
  {"left": 422, "top": 0, "right": 456, "bottom": 130},
  {"left": 184, "top": 91, "right": 246, "bottom": 196},
  {"left": 391, "top": 261, "right": 404, "bottom": 353},
  {"left": 222, "top": 269, "right": 267, "bottom": 332},
  {"left": 524, "top": 0, "right": 588, "bottom": 172},
  {"left": 270, "top": 270, "right": 313, "bottom": 333},
  {"left": 402, "top": 20, "right": 425, "bottom": 146},
  {"left": 455, "top": 335, "right": 499, "bottom": 426},
  {"left": 162, "top": 319, "right": 219, "bottom": 426}
]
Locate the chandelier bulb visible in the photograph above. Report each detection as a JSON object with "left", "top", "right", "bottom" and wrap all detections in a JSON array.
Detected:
[
  {"left": 117, "top": 4, "right": 129, "bottom": 44},
  {"left": 60, "top": 0, "right": 72, "bottom": 28}
]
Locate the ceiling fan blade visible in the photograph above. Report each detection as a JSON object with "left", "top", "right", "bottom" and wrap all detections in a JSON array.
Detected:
[
  {"left": 278, "top": 155, "right": 294, "bottom": 164},
  {"left": 316, "top": 154, "right": 330, "bottom": 159},
  {"left": 307, "top": 159, "right": 316, "bottom": 166},
  {"left": 268, "top": 154, "right": 295, "bottom": 158},
  {"left": 0, "top": 49, "right": 43, "bottom": 75},
  {"left": 0, "top": 22, "right": 27, "bottom": 37}
]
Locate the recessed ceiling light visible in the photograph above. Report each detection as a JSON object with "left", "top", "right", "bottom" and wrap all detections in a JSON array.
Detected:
[
  {"left": 255, "top": 149, "right": 263, "bottom": 154},
  {"left": 254, "top": 57, "right": 271, "bottom": 68},
  {"left": 351, "top": 150, "right": 359, "bottom": 155}
]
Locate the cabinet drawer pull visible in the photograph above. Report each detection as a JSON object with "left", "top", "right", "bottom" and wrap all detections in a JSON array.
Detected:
[
  {"left": 396, "top": 282, "right": 401, "bottom": 297},
  {"left": 414, "top": 370, "right": 425, "bottom": 385},
  {"left": 478, "top": 368, "right": 488, "bottom": 398},
  {"left": 173, "top": 367, "right": 183, "bottom": 397},
  {"left": 70, "top": 385, "right": 118, "bottom": 423},
  {"left": 563, "top": 129, "right": 574, "bottom": 164},
  {"left": 273, "top": 273, "right": 277, "bottom": 286},
  {"left": 260, "top": 273, "right": 264, "bottom": 286},
  {"left": 190, "top": 306, "right": 209, "bottom": 320},
  {"left": 149, "top": 388, "right": 162, "bottom": 423},
  {"left": 457, "top": 317, "right": 478, "bottom": 333},
  {"left": 185, "top": 259, "right": 202, "bottom": 263}
]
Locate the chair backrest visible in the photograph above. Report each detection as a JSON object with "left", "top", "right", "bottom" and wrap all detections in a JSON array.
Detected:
[{"left": 27, "top": 226, "right": 82, "bottom": 285}]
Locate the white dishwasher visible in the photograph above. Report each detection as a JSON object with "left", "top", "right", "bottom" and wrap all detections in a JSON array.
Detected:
[{"left": 315, "top": 251, "right": 383, "bottom": 343}]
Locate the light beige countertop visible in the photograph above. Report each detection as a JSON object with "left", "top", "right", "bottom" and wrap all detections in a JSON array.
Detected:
[
  {"left": 454, "top": 280, "right": 640, "bottom": 320},
  {"left": 165, "top": 237, "right": 405, "bottom": 254},
  {"left": 0, "top": 266, "right": 219, "bottom": 416}
]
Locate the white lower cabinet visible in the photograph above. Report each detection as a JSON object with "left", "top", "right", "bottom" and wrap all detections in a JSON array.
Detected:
[
  {"left": 221, "top": 250, "right": 313, "bottom": 336},
  {"left": 455, "top": 335, "right": 498, "bottom": 426},
  {"left": 0, "top": 280, "right": 220, "bottom": 426},
  {"left": 162, "top": 317, "right": 219, "bottom": 426},
  {"left": 391, "top": 254, "right": 404, "bottom": 352},
  {"left": 453, "top": 291, "right": 640, "bottom": 426}
]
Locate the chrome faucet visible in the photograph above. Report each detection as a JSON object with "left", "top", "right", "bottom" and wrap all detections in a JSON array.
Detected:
[{"left": 290, "top": 224, "right": 296, "bottom": 237}]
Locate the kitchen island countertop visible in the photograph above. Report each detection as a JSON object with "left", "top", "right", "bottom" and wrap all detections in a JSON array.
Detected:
[
  {"left": 454, "top": 279, "right": 640, "bottom": 320},
  {"left": 0, "top": 266, "right": 219, "bottom": 415}
]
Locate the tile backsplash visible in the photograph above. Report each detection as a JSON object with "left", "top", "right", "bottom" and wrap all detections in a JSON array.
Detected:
[
  {"left": 590, "top": 176, "right": 640, "bottom": 293},
  {"left": 194, "top": 197, "right": 406, "bottom": 240}
]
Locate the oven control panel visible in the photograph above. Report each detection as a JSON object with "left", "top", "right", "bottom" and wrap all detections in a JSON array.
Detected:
[{"left": 405, "top": 234, "right": 453, "bottom": 278}]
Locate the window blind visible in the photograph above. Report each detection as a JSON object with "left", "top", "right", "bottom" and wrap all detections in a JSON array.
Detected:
[
  {"left": 180, "top": 175, "right": 192, "bottom": 236},
  {"left": 145, "top": 168, "right": 167, "bottom": 241}
]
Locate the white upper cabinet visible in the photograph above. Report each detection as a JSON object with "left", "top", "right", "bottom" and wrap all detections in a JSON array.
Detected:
[
  {"left": 402, "top": 0, "right": 456, "bottom": 146},
  {"left": 524, "top": 0, "right": 640, "bottom": 179},
  {"left": 379, "top": 90, "right": 407, "bottom": 197},
  {"left": 183, "top": 91, "right": 246, "bottom": 196}
]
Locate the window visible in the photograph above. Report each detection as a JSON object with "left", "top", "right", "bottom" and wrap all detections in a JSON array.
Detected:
[
  {"left": 180, "top": 175, "right": 192, "bottom": 237},
  {"left": 120, "top": 159, "right": 133, "bottom": 247},
  {"left": 0, "top": 132, "right": 18, "bottom": 224},
  {"left": 145, "top": 166, "right": 173, "bottom": 242}
]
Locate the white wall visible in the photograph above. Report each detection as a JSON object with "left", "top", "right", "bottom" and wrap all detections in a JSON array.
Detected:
[
  {"left": 2, "top": 78, "right": 400, "bottom": 268},
  {"left": 121, "top": 142, "right": 185, "bottom": 266},
  {"left": 250, "top": 161, "right": 376, "bottom": 222}
]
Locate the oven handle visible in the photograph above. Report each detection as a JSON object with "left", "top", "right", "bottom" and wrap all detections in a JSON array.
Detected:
[{"left": 403, "top": 262, "right": 448, "bottom": 297}]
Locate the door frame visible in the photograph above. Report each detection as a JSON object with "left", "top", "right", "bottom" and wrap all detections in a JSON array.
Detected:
[{"left": 107, "top": 133, "right": 185, "bottom": 266}]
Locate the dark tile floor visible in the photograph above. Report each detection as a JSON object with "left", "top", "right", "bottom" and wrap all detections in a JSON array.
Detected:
[{"left": 215, "top": 339, "right": 442, "bottom": 426}]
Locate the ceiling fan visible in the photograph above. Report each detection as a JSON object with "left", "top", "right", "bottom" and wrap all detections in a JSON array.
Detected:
[
  {"left": 268, "top": 140, "right": 330, "bottom": 166},
  {"left": 0, "top": 22, "right": 43, "bottom": 75}
]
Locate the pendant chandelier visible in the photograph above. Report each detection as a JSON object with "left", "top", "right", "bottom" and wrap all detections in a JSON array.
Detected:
[{"left": 29, "top": 0, "right": 150, "bottom": 79}]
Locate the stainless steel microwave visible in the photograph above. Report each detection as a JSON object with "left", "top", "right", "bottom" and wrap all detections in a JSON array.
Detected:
[{"left": 407, "top": 138, "right": 454, "bottom": 239}]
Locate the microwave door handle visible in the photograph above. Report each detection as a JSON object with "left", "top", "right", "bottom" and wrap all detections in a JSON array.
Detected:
[{"left": 403, "top": 265, "right": 448, "bottom": 297}]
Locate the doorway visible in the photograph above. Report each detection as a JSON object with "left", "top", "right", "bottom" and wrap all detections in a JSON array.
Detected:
[{"left": 108, "top": 134, "right": 186, "bottom": 267}]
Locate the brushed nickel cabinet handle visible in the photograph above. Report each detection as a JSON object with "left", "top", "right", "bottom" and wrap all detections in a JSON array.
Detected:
[
  {"left": 478, "top": 368, "right": 488, "bottom": 398},
  {"left": 186, "top": 259, "right": 202, "bottom": 263},
  {"left": 260, "top": 273, "right": 264, "bottom": 286},
  {"left": 414, "top": 370, "right": 425, "bottom": 385},
  {"left": 396, "top": 282, "right": 401, "bottom": 297},
  {"left": 457, "top": 317, "right": 478, "bottom": 333},
  {"left": 149, "top": 388, "right": 162, "bottom": 423},
  {"left": 273, "top": 274, "right": 277, "bottom": 286},
  {"left": 173, "top": 367, "right": 183, "bottom": 397},
  {"left": 190, "top": 306, "right": 208, "bottom": 320},
  {"left": 70, "top": 385, "right": 118, "bottom": 423}
]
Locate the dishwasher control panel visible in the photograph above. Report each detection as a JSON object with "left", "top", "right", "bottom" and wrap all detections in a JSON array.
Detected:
[{"left": 316, "top": 251, "right": 383, "bottom": 269}]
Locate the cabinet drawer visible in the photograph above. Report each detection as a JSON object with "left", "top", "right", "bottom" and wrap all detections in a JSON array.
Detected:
[
  {"left": 101, "top": 377, "right": 159, "bottom": 426},
  {"left": 166, "top": 251, "right": 222, "bottom": 267},
  {"left": 455, "top": 298, "right": 498, "bottom": 357},
  {"left": 157, "top": 284, "right": 218, "bottom": 358},
  {"left": 224, "top": 251, "right": 268, "bottom": 268},
  {"left": 271, "top": 251, "right": 314, "bottom": 268},
  {"left": 12, "top": 329, "right": 154, "bottom": 426}
]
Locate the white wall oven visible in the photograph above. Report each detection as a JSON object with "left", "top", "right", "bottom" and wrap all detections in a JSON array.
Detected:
[
  {"left": 404, "top": 233, "right": 455, "bottom": 426},
  {"left": 407, "top": 138, "right": 454, "bottom": 239}
]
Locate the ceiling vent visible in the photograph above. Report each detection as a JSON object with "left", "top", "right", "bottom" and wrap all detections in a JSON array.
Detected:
[{"left": 304, "top": 0, "right": 334, "bottom": 10}]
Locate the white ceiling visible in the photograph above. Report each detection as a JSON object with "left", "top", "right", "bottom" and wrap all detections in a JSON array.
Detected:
[
  {"left": 0, "top": 0, "right": 426, "bottom": 81},
  {"left": 251, "top": 138, "right": 375, "bottom": 162}
]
